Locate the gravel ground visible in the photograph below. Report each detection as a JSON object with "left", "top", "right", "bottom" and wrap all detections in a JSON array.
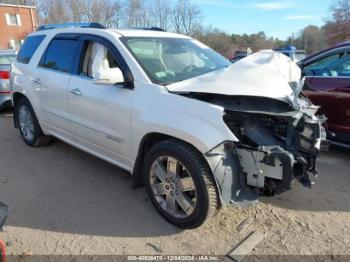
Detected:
[{"left": 0, "top": 110, "right": 349, "bottom": 258}]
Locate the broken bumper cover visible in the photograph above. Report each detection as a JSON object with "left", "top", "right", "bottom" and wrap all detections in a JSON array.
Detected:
[
  {"left": 205, "top": 143, "right": 297, "bottom": 206},
  {"left": 205, "top": 142, "right": 260, "bottom": 207},
  {"left": 205, "top": 115, "right": 326, "bottom": 206},
  {"left": 236, "top": 146, "right": 294, "bottom": 193}
]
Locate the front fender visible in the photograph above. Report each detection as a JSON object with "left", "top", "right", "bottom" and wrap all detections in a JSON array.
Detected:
[
  {"left": 140, "top": 109, "right": 236, "bottom": 153},
  {"left": 130, "top": 86, "right": 238, "bottom": 162}
]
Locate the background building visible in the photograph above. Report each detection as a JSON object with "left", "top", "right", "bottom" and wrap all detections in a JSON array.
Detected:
[{"left": 0, "top": 3, "right": 37, "bottom": 50}]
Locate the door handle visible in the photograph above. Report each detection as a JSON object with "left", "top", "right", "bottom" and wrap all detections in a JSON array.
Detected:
[
  {"left": 70, "top": 88, "right": 82, "bottom": 96},
  {"left": 32, "top": 79, "right": 42, "bottom": 85}
]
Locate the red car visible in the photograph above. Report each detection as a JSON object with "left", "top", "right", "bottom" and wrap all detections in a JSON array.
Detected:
[{"left": 299, "top": 42, "right": 350, "bottom": 147}]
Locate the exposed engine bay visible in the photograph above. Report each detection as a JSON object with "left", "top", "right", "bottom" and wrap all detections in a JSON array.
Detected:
[{"left": 185, "top": 93, "right": 327, "bottom": 197}]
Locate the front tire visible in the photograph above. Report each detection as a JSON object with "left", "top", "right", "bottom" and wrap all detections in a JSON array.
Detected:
[
  {"left": 143, "top": 139, "right": 220, "bottom": 228},
  {"left": 15, "top": 98, "right": 50, "bottom": 147}
]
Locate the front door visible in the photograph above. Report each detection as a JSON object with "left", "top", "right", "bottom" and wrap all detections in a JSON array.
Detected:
[{"left": 67, "top": 36, "right": 133, "bottom": 169}]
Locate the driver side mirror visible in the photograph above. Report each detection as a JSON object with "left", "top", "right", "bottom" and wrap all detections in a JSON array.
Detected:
[{"left": 93, "top": 67, "right": 125, "bottom": 85}]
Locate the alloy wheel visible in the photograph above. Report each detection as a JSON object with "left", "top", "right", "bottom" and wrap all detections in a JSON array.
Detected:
[
  {"left": 18, "top": 105, "right": 35, "bottom": 142},
  {"left": 149, "top": 156, "right": 197, "bottom": 219}
]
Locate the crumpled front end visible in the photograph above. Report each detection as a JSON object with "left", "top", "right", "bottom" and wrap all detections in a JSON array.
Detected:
[
  {"left": 174, "top": 50, "right": 328, "bottom": 205},
  {"left": 224, "top": 96, "right": 326, "bottom": 192},
  {"left": 204, "top": 95, "right": 327, "bottom": 205}
]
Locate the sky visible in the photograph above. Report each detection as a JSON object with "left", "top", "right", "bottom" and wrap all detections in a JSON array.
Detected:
[{"left": 192, "top": 0, "right": 334, "bottom": 40}]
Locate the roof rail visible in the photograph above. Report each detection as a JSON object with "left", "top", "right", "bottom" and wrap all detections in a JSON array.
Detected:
[
  {"left": 142, "top": 27, "right": 166, "bottom": 32},
  {"left": 37, "top": 22, "right": 105, "bottom": 31}
]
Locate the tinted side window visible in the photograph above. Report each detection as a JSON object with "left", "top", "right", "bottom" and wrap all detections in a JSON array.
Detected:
[
  {"left": 338, "top": 59, "right": 350, "bottom": 76},
  {"left": 303, "top": 51, "right": 350, "bottom": 77},
  {"left": 17, "top": 35, "right": 46, "bottom": 64},
  {"left": 40, "top": 39, "right": 79, "bottom": 73}
]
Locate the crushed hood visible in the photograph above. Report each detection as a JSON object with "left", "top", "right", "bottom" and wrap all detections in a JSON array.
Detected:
[{"left": 167, "top": 50, "right": 303, "bottom": 108}]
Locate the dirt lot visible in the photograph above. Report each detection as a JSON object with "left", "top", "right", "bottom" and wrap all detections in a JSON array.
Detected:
[{"left": 0, "top": 110, "right": 350, "bottom": 258}]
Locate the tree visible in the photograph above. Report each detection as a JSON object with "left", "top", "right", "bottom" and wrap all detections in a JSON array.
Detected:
[
  {"left": 192, "top": 25, "right": 234, "bottom": 57},
  {"left": 104, "top": 1, "right": 123, "bottom": 28},
  {"left": 172, "top": 0, "right": 202, "bottom": 35},
  {"left": 37, "top": 0, "right": 69, "bottom": 24},
  {"left": 66, "top": 0, "right": 85, "bottom": 23},
  {"left": 324, "top": 0, "right": 350, "bottom": 45},
  {"left": 150, "top": 0, "right": 171, "bottom": 30},
  {"left": 36, "top": 0, "right": 122, "bottom": 27},
  {"left": 25, "top": 0, "right": 291, "bottom": 58},
  {"left": 124, "top": 0, "right": 152, "bottom": 28},
  {"left": 230, "top": 31, "right": 285, "bottom": 52},
  {"left": 290, "top": 25, "right": 326, "bottom": 55}
]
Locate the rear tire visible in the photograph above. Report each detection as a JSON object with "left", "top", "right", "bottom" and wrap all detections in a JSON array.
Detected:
[
  {"left": 15, "top": 98, "right": 51, "bottom": 147},
  {"left": 143, "top": 139, "right": 220, "bottom": 228}
]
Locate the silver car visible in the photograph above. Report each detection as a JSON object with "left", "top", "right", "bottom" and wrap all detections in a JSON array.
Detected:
[
  {"left": 0, "top": 50, "right": 16, "bottom": 110},
  {"left": 11, "top": 24, "right": 326, "bottom": 228}
]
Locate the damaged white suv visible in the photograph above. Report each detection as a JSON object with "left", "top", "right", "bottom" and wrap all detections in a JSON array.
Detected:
[{"left": 11, "top": 23, "right": 326, "bottom": 228}]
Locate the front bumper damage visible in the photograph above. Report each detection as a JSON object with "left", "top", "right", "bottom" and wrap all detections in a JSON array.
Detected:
[
  {"left": 173, "top": 51, "right": 328, "bottom": 206},
  {"left": 204, "top": 96, "right": 327, "bottom": 206},
  {"left": 236, "top": 146, "right": 294, "bottom": 194}
]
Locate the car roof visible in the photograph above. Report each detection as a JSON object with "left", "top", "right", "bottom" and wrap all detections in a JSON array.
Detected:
[
  {"left": 108, "top": 28, "right": 191, "bottom": 38},
  {"left": 29, "top": 27, "right": 191, "bottom": 40}
]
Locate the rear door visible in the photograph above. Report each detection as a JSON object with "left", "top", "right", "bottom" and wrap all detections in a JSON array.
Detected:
[
  {"left": 35, "top": 34, "right": 80, "bottom": 141},
  {"left": 67, "top": 35, "right": 134, "bottom": 169},
  {"left": 302, "top": 50, "right": 350, "bottom": 139}
]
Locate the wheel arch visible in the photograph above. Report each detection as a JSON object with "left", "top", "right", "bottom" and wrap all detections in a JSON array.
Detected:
[
  {"left": 12, "top": 92, "right": 28, "bottom": 128},
  {"left": 132, "top": 132, "right": 174, "bottom": 187},
  {"left": 132, "top": 132, "right": 223, "bottom": 206}
]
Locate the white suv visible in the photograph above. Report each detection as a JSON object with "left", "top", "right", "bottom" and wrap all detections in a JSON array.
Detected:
[{"left": 11, "top": 23, "right": 326, "bottom": 228}]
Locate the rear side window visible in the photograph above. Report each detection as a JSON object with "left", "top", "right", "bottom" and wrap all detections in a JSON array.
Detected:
[
  {"left": 0, "top": 54, "right": 16, "bottom": 65},
  {"left": 17, "top": 35, "right": 46, "bottom": 64},
  {"left": 39, "top": 39, "right": 79, "bottom": 73}
]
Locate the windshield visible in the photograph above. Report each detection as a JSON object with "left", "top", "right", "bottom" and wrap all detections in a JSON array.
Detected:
[
  {"left": 0, "top": 54, "right": 16, "bottom": 65},
  {"left": 121, "top": 37, "right": 230, "bottom": 85}
]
